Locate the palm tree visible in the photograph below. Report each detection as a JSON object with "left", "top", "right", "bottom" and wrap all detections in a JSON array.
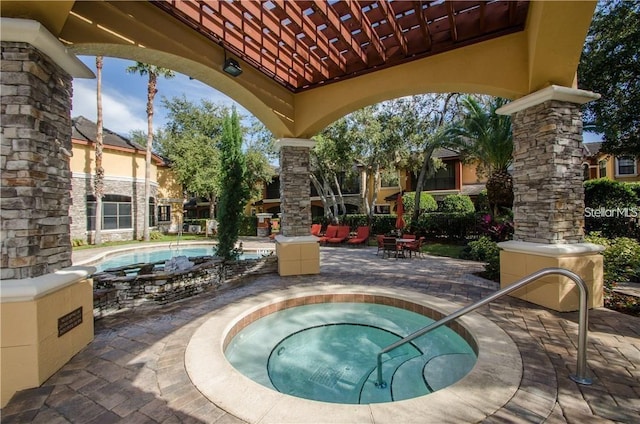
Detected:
[
  {"left": 449, "top": 96, "right": 513, "bottom": 217},
  {"left": 94, "top": 55, "right": 104, "bottom": 245},
  {"left": 126, "top": 63, "right": 175, "bottom": 241}
]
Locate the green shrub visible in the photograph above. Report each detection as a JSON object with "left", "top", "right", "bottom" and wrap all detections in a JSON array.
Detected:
[
  {"left": 72, "top": 238, "right": 87, "bottom": 247},
  {"left": 402, "top": 192, "right": 437, "bottom": 217},
  {"left": 474, "top": 190, "right": 490, "bottom": 213},
  {"left": 417, "top": 212, "right": 478, "bottom": 240},
  {"left": 149, "top": 230, "right": 163, "bottom": 240},
  {"left": 465, "top": 236, "right": 500, "bottom": 281},
  {"left": 370, "top": 214, "right": 398, "bottom": 236},
  {"left": 342, "top": 214, "right": 369, "bottom": 229},
  {"left": 585, "top": 178, "right": 639, "bottom": 208},
  {"left": 584, "top": 179, "right": 639, "bottom": 238},
  {"left": 238, "top": 215, "right": 258, "bottom": 236},
  {"left": 586, "top": 234, "right": 640, "bottom": 286},
  {"left": 440, "top": 194, "right": 475, "bottom": 214}
]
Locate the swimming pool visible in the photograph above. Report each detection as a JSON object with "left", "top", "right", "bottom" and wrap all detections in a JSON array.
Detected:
[
  {"left": 186, "top": 286, "right": 522, "bottom": 423},
  {"left": 94, "top": 246, "right": 272, "bottom": 271}
]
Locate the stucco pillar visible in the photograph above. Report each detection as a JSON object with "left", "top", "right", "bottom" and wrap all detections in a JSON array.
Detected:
[
  {"left": 273, "top": 138, "right": 319, "bottom": 276},
  {"left": 497, "top": 86, "right": 604, "bottom": 312},
  {"left": 0, "top": 18, "right": 95, "bottom": 407}
]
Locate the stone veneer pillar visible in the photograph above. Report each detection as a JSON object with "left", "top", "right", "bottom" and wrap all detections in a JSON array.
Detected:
[
  {"left": 0, "top": 18, "right": 95, "bottom": 407},
  {"left": 1, "top": 43, "right": 75, "bottom": 279},
  {"left": 497, "top": 85, "right": 604, "bottom": 312},
  {"left": 273, "top": 138, "right": 319, "bottom": 276}
]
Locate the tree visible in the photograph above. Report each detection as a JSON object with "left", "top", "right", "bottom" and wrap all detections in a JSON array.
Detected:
[
  {"left": 578, "top": 1, "right": 640, "bottom": 157},
  {"left": 216, "top": 107, "right": 249, "bottom": 259},
  {"left": 242, "top": 117, "right": 277, "bottom": 202},
  {"left": 126, "top": 62, "right": 175, "bottom": 241},
  {"left": 346, "top": 105, "right": 405, "bottom": 219},
  {"left": 394, "top": 94, "right": 462, "bottom": 224},
  {"left": 158, "top": 97, "right": 273, "bottom": 218},
  {"left": 94, "top": 56, "right": 105, "bottom": 245},
  {"left": 449, "top": 96, "right": 513, "bottom": 217},
  {"left": 312, "top": 117, "right": 354, "bottom": 220},
  {"left": 159, "top": 96, "right": 228, "bottom": 219}
]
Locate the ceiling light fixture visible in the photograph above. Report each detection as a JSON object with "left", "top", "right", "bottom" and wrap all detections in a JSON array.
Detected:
[{"left": 223, "top": 48, "right": 242, "bottom": 77}]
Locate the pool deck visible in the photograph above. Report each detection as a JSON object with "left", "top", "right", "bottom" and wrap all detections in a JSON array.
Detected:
[{"left": 2, "top": 238, "right": 639, "bottom": 423}]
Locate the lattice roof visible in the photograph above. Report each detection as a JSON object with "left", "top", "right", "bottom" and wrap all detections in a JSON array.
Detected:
[{"left": 153, "top": 0, "right": 529, "bottom": 92}]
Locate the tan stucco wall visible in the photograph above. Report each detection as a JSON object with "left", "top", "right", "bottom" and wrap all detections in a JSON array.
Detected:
[
  {"left": 500, "top": 250, "right": 603, "bottom": 312},
  {"left": 1, "top": 278, "right": 94, "bottom": 407},
  {"left": 70, "top": 142, "right": 158, "bottom": 181},
  {"left": 156, "top": 167, "right": 182, "bottom": 199},
  {"left": 275, "top": 238, "right": 319, "bottom": 276},
  {"left": 461, "top": 162, "right": 484, "bottom": 185}
]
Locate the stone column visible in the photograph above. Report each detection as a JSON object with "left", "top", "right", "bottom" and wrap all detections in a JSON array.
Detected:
[
  {"left": 0, "top": 18, "right": 95, "bottom": 407},
  {"left": 497, "top": 85, "right": 604, "bottom": 311},
  {"left": 278, "top": 139, "right": 314, "bottom": 236},
  {"left": 273, "top": 138, "right": 319, "bottom": 276}
]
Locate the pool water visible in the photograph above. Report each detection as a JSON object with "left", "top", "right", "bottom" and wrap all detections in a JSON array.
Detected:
[
  {"left": 225, "top": 302, "right": 476, "bottom": 404},
  {"left": 96, "top": 247, "right": 265, "bottom": 271}
]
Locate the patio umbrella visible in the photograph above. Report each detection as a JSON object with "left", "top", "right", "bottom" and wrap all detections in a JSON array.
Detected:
[{"left": 395, "top": 193, "right": 405, "bottom": 231}]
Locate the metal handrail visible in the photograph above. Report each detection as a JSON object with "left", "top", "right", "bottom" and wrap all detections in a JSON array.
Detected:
[
  {"left": 169, "top": 224, "right": 183, "bottom": 251},
  {"left": 375, "top": 267, "right": 593, "bottom": 388}
]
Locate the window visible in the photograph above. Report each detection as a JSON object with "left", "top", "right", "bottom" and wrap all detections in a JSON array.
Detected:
[
  {"left": 424, "top": 162, "right": 456, "bottom": 190},
  {"left": 616, "top": 156, "right": 637, "bottom": 176},
  {"left": 598, "top": 160, "right": 607, "bottom": 178},
  {"left": 337, "top": 170, "right": 360, "bottom": 194},
  {"left": 87, "top": 194, "right": 132, "bottom": 231},
  {"left": 265, "top": 177, "right": 280, "bottom": 199},
  {"left": 158, "top": 205, "right": 171, "bottom": 222}
]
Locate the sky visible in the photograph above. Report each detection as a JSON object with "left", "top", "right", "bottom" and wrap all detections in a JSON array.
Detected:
[
  {"left": 71, "top": 55, "right": 602, "bottom": 142},
  {"left": 71, "top": 56, "right": 246, "bottom": 137}
]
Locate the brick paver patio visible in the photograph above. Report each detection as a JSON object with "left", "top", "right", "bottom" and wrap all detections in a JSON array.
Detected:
[{"left": 2, "top": 240, "right": 639, "bottom": 423}]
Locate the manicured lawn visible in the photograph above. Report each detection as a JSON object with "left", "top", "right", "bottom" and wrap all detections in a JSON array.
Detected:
[
  {"left": 421, "top": 242, "right": 466, "bottom": 258},
  {"left": 73, "top": 234, "right": 213, "bottom": 251}
]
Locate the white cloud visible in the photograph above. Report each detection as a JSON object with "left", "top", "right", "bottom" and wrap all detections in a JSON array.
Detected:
[{"left": 71, "top": 79, "right": 148, "bottom": 136}]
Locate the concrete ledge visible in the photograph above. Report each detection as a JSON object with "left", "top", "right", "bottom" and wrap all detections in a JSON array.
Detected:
[
  {"left": 274, "top": 235, "right": 318, "bottom": 244},
  {"left": 496, "top": 84, "right": 600, "bottom": 115},
  {"left": 275, "top": 138, "right": 316, "bottom": 148},
  {"left": 0, "top": 18, "right": 94, "bottom": 78},
  {"left": 0, "top": 266, "right": 96, "bottom": 303},
  {"left": 498, "top": 240, "right": 605, "bottom": 257}
]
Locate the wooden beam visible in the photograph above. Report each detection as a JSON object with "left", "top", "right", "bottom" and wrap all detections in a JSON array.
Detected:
[
  {"left": 413, "top": 1, "right": 432, "bottom": 51},
  {"left": 311, "top": 0, "right": 371, "bottom": 65},
  {"left": 231, "top": 1, "right": 318, "bottom": 83},
  {"left": 340, "top": 0, "right": 386, "bottom": 61},
  {"left": 271, "top": 0, "right": 347, "bottom": 73},
  {"left": 376, "top": 0, "right": 409, "bottom": 56},
  {"left": 447, "top": 1, "right": 458, "bottom": 43}
]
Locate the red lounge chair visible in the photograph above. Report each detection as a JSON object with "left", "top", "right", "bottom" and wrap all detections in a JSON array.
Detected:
[
  {"left": 318, "top": 225, "right": 338, "bottom": 244},
  {"left": 327, "top": 226, "right": 351, "bottom": 244},
  {"left": 346, "top": 226, "right": 370, "bottom": 247},
  {"left": 311, "top": 223, "right": 322, "bottom": 236}
]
